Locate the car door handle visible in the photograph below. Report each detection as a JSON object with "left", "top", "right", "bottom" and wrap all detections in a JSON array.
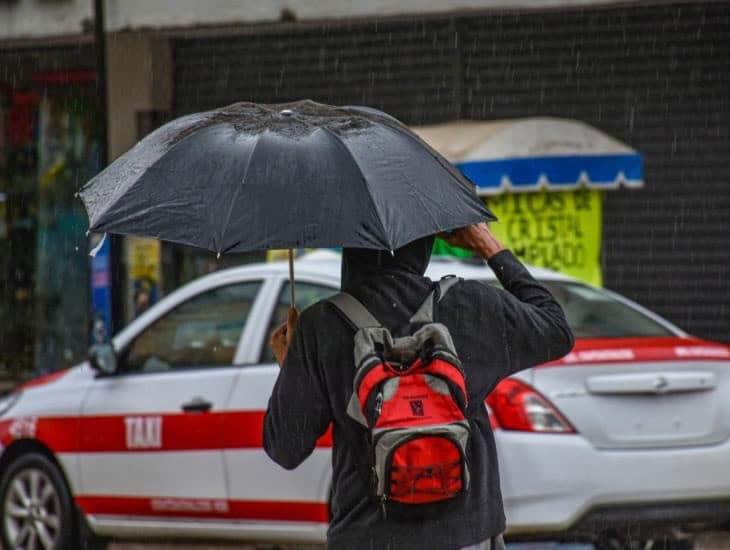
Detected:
[{"left": 181, "top": 397, "right": 213, "bottom": 413}]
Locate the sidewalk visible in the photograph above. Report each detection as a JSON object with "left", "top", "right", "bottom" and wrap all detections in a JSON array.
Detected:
[
  {"left": 111, "top": 544, "right": 322, "bottom": 549},
  {"left": 111, "top": 532, "right": 730, "bottom": 549}
]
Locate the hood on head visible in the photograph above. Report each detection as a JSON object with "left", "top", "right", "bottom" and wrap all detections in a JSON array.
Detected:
[{"left": 341, "top": 235, "right": 435, "bottom": 293}]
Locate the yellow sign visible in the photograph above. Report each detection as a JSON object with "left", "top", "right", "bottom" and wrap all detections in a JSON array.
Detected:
[
  {"left": 267, "top": 249, "right": 292, "bottom": 262},
  {"left": 126, "top": 237, "right": 161, "bottom": 319},
  {"left": 266, "top": 248, "right": 315, "bottom": 262},
  {"left": 127, "top": 237, "right": 161, "bottom": 281},
  {"left": 486, "top": 189, "right": 603, "bottom": 286}
]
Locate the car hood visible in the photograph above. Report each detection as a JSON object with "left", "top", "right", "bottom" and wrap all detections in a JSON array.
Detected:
[{"left": 3, "top": 363, "right": 96, "bottom": 419}]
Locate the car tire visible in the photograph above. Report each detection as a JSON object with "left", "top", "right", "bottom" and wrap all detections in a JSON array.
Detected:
[
  {"left": 0, "top": 452, "right": 75, "bottom": 550},
  {"left": 77, "top": 512, "right": 110, "bottom": 550},
  {"left": 595, "top": 534, "right": 695, "bottom": 550},
  {"left": 646, "top": 538, "right": 694, "bottom": 550},
  {"left": 594, "top": 535, "right": 628, "bottom": 550}
]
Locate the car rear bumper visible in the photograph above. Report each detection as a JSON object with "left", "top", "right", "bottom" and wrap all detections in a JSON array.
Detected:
[
  {"left": 507, "top": 499, "right": 730, "bottom": 542},
  {"left": 496, "top": 431, "right": 730, "bottom": 536}
]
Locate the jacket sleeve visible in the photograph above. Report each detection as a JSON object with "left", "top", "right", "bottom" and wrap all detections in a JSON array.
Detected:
[
  {"left": 488, "top": 249, "right": 575, "bottom": 376},
  {"left": 263, "top": 309, "right": 332, "bottom": 470}
]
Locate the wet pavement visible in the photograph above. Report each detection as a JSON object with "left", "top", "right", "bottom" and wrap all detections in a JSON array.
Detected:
[
  {"left": 111, "top": 545, "right": 280, "bottom": 549},
  {"left": 111, "top": 532, "right": 730, "bottom": 549},
  {"left": 111, "top": 543, "right": 322, "bottom": 549}
]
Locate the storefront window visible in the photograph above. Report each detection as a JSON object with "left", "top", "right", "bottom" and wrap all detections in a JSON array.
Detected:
[
  {"left": 0, "top": 88, "right": 40, "bottom": 378},
  {"left": 0, "top": 69, "right": 100, "bottom": 378},
  {"left": 34, "top": 94, "right": 101, "bottom": 373}
]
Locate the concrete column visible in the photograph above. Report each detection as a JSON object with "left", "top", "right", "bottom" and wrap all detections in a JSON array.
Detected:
[
  {"left": 106, "top": 31, "right": 172, "bottom": 159},
  {"left": 106, "top": 31, "right": 172, "bottom": 322}
]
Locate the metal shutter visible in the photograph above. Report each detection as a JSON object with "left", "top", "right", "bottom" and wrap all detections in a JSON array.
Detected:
[{"left": 173, "top": 18, "right": 460, "bottom": 125}]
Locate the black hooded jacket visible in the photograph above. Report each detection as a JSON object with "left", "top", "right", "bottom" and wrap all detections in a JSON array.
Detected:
[{"left": 264, "top": 237, "right": 574, "bottom": 550}]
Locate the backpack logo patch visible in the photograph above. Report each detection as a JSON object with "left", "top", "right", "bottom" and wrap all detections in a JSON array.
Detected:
[{"left": 409, "top": 399, "right": 425, "bottom": 417}]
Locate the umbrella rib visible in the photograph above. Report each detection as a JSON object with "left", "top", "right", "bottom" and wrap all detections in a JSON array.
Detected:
[
  {"left": 318, "top": 126, "right": 393, "bottom": 250},
  {"left": 217, "top": 130, "right": 265, "bottom": 254},
  {"left": 366, "top": 124, "right": 447, "bottom": 233},
  {"left": 80, "top": 112, "right": 219, "bottom": 231},
  {"left": 377, "top": 121, "right": 495, "bottom": 225},
  {"left": 340, "top": 120, "right": 456, "bottom": 240},
  {"left": 374, "top": 117, "right": 480, "bottom": 195}
]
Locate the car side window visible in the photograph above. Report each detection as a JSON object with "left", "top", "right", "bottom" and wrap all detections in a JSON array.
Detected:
[
  {"left": 120, "top": 280, "right": 262, "bottom": 374},
  {"left": 259, "top": 281, "right": 337, "bottom": 364}
]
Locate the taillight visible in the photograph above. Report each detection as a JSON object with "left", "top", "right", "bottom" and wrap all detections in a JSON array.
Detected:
[{"left": 486, "top": 378, "right": 575, "bottom": 433}]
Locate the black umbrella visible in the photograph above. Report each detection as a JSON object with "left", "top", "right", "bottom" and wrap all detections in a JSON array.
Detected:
[{"left": 80, "top": 100, "right": 494, "bottom": 303}]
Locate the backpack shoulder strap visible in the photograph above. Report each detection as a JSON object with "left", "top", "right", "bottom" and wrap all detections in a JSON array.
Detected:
[
  {"left": 409, "top": 275, "right": 462, "bottom": 324},
  {"left": 328, "top": 292, "right": 382, "bottom": 330},
  {"left": 436, "top": 274, "right": 462, "bottom": 300}
]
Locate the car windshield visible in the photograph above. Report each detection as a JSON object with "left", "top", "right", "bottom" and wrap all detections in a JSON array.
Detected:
[{"left": 485, "top": 279, "right": 675, "bottom": 339}]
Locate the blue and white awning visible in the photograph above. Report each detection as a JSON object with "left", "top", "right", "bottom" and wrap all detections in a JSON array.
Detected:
[{"left": 412, "top": 118, "right": 644, "bottom": 195}]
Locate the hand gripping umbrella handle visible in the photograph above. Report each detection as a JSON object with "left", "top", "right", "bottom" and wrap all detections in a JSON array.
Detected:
[{"left": 288, "top": 249, "right": 296, "bottom": 307}]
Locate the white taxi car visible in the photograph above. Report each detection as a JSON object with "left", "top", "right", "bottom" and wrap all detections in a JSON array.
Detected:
[{"left": 1, "top": 253, "right": 730, "bottom": 550}]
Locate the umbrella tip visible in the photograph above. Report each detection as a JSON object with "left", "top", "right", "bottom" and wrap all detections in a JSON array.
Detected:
[
  {"left": 89, "top": 233, "right": 107, "bottom": 258},
  {"left": 217, "top": 252, "right": 221, "bottom": 259}
]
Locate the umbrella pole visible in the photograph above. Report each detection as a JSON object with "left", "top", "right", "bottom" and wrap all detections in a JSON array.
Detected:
[{"left": 288, "top": 248, "right": 296, "bottom": 307}]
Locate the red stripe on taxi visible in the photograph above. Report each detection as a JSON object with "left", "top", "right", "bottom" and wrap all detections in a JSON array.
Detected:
[
  {"left": 0, "top": 412, "right": 332, "bottom": 453},
  {"left": 76, "top": 495, "right": 329, "bottom": 522},
  {"left": 541, "top": 337, "right": 730, "bottom": 367}
]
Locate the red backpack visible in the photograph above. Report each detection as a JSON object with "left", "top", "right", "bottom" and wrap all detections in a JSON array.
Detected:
[{"left": 329, "top": 276, "right": 470, "bottom": 510}]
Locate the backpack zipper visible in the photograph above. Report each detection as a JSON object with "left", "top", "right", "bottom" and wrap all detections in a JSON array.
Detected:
[{"left": 374, "top": 391, "right": 384, "bottom": 416}]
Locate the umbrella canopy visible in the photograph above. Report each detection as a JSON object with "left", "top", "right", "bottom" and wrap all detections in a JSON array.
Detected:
[
  {"left": 80, "top": 100, "right": 494, "bottom": 255},
  {"left": 411, "top": 117, "right": 644, "bottom": 195}
]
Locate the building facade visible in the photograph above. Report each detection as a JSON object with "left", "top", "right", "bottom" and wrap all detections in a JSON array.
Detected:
[{"left": 1, "top": 0, "right": 728, "bottom": 376}]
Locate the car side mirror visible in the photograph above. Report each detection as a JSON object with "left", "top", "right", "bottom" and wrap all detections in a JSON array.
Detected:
[{"left": 89, "top": 343, "right": 117, "bottom": 374}]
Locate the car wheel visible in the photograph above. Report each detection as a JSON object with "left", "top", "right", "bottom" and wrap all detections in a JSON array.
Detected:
[
  {"left": 0, "top": 452, "right": 74, "bottom": 550},
  {"left": 595, "top": 534, "right": 695, "bottom": 550},
  {"left": 594, "top": 535, "right": 629, "bottom": 550},
  {"left": 643, "top": 538, "right": 694, "bottom": 550},
  {"left": 77, "top": 511, "right": 110, "bottom": 550}
]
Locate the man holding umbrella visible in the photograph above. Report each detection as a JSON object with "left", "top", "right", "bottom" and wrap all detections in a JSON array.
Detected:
[
  {"left": 80, "top": 100, "right": 573, "bottom": 550},
  {"left": 265, "top": 222, "right": 574, "bottom": 550}
]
